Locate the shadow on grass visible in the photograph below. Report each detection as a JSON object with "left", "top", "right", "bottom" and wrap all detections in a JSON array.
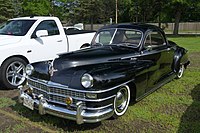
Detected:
[
  {"left": 178, "top": 84, "right": 200, "bottom": 133},
  {"left": 11, "top": 96, "right": 101, "bottom": 132}
]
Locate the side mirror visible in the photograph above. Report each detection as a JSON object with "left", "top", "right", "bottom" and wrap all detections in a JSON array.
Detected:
[{"left": 36, "top": 30, "right": 48, "bottom": 38}]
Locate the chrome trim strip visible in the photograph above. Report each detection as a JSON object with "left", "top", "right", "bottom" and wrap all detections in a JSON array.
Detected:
[
  {"left": 39, "top": 99, "right": 113, "bottom": 111},
  {"left": 86, "top": 104, "right": 113, "bottom": 110},
  {"left": 28, "top": 77, "right": 134, "bottom": 94},
  {"left": 118, "top": 49, "right": 170, "bottom": 60},
  {"left": 31, "top": 84, "right": 116, "bottom": 102}
]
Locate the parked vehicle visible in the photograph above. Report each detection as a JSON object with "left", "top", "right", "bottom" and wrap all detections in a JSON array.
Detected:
[
  {"left": 64, "top": 26, "right": 81, "bottom": 31},
  {"left": 0, "top": 16, "right": 95, "bottom": 88},
  {"left": 18, "top": 23, "right": 190, "bottom": 124}
]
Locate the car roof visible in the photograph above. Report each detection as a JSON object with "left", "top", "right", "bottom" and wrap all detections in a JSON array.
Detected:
[{"left": 100, "top": 23, "right": 162, "bottom": 32}]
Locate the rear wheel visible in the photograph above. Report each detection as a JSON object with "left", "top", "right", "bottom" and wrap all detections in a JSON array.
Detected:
[
  {"left": 112, "top": 85, "right": 130, "bottom": 118},
  {"left": 0, "top": 57, "right": 27, "bottom": 89}
]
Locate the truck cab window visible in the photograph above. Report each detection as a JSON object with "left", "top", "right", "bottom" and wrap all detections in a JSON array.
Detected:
[{"left": 32, "top": 20, "right": 60, "bottom": 37}]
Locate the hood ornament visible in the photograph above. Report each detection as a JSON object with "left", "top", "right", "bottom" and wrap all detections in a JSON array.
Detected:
[{"left": 49, "top": 63, "right": 57, "bottom": 77}]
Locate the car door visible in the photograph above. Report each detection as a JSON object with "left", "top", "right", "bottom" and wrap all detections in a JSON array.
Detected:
[
  {"left": 140, "top": 30, "right": 174, "bottom": 91},
  {"left": 27, "top": 20, "right": 67, "bottom": 63}
]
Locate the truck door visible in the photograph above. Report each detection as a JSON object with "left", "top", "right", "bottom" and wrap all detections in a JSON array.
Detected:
[{"left": 28, "top": 20, "right": 67, "bottom": 62}]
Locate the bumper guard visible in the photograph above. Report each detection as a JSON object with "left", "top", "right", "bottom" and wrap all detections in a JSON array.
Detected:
[{"left": 18, "top": 86, "right": 114, "bottom": 124}]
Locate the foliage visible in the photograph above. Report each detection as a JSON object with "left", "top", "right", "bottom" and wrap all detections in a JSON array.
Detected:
[
  {"left": 0, "top": 0, "right": 15, "bottom": 23},
  {"left": 21, "top": 0, "right": 52, "bottom": 16},
  {"left": 64, "top": 0, "right": 116, "bottom": 24}
]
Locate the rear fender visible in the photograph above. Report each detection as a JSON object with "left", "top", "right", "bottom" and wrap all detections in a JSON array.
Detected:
[{"left": 173, "top": 47, "right": 188, "bottom": 72}]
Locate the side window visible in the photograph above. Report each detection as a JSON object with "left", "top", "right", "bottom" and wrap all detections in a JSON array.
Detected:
[
  {"left": 32, "top": 20, "right": 60, "bottom": 37},
  {"left": 145, "top": 31, "right": 165, "bottom": 49},
  {"left": 124, "top": 30, "right": 142, "bottom": 45},
  {"left": 95, "top": 31, "right": 113, "bottom": 45}
]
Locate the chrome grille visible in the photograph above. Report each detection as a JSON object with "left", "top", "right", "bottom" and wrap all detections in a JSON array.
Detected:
[{"left": 28, "top": 79, "right": 86, "bottom": 107}]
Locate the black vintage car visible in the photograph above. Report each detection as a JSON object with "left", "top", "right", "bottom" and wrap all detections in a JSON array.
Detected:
[{"left": 19, "top": 23, "right": 190, "bottom": 124}]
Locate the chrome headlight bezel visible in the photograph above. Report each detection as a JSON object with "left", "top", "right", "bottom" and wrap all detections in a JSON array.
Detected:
[
  {"left": 81, "top": 73, "right": 93, "bottom": 88},
  {"left": 25, "top": 64, "right": 34, "bottom": 76}
]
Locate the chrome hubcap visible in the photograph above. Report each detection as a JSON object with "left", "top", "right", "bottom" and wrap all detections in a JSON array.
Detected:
[
  {"left": 6, "top": 61, "right": 26, "bottom": 86},
  {"left": 177, "top": 65, "right": 184, "bottom": 78},
  {"left": 115, "top": 87, "right": 128, "bottom": 113}
]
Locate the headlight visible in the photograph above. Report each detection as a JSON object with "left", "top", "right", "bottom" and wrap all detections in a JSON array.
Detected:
[
  {"left": 25, "top": 64, "right": 34, "bottom": 76},
  {"left": 81, "top": 73, "right": 93, "bottom": 88}
]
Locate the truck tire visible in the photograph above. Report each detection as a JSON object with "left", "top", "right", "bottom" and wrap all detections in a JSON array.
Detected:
[{"left": 0, "top": 57, "right": 27, "bottom": 89}]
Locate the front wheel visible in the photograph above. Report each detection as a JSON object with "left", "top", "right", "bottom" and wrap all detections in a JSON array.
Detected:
[
  {"left": 176, "top": 65, "right": 184, "bottom": 79},
  {"left": 113, "top": 85, "right": 130, "bottom": 118},
  {"left": 0, "top": 57, "right": 27, "bottom": 89}
]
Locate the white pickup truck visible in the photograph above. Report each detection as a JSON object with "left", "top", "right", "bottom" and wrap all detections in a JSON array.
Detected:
[{"left": 0, "top": 16, "right": 95, "bottom": 88}]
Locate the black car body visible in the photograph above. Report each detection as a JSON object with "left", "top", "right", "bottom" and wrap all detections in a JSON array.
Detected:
[{"left": 19, "top": 23, "right": 190, "bottom": 124}]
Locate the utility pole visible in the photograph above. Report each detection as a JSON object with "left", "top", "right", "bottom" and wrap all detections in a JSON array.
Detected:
[{"left": 116, "top": 0, "right": 118, "bottom": 23}]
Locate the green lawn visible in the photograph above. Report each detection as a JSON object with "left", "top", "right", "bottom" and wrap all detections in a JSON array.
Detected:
[
  {"left": 168, "top": 36, "right": 200, "bottom": 52},
  {"left": 0, "top": 37, "right": 200, "bottom": 133}
]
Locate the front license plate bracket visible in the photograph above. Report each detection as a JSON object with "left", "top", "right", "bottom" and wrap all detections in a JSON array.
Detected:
[{"left": 23, "top": 96, "right": 34, "bottom": 110}]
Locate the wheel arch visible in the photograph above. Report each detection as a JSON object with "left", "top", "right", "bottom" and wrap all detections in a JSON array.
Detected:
[
  {"left": 1, "top": 55, "right": 29, "bottom": 68},
  {"left": 126, "top": 81, "right": 137, "bottom": 103}
]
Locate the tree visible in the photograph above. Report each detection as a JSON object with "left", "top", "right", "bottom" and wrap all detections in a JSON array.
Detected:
[
  {"left": 0, "top": 0, "right": 15, "bottom": 23},
  {"left": 169, "top": 0, "right": 189, "bottom": 35},
  {"left": 166, "top": 0, "right": 200, "bottom": 35},
  {"left": 21, "top": 0, "right": 52, "bottom": 16}
]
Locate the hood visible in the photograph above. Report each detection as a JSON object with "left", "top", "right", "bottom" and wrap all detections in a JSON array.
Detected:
[
  {"left": 0, "top": 35, "right": 22, "bottom": 46},
  {"left": 53, "top": 45, "right": 139, "bottom": 70}
]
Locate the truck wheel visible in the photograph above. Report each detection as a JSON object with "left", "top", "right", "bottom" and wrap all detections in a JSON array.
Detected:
[
  {"left": 112, "top": 85, "right": 130, "bottom": 118},
  {"left": 0, "top": 57, "right": 27, "bottom": 89}
]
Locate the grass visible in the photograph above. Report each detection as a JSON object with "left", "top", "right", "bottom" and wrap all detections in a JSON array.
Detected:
[
  {"left": 0, "top": 36, "right": 200, "bottom": 132},
  {"left": 168, "top": 36, "right": 200, "bottom": 52}
]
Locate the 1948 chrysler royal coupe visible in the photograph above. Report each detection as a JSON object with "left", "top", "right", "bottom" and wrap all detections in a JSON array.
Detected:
[{"left": 18, "top": 23, "right": 190, "bottom": 124}]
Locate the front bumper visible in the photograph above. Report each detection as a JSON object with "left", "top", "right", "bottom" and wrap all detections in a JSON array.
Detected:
[{"left": 18, "top": 86, "right": 114, "bottom": 124}]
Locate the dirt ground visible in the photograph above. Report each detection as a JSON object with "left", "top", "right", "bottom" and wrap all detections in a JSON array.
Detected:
[{"left": 0, "top": 86, "right": 49, "bottom": 132}]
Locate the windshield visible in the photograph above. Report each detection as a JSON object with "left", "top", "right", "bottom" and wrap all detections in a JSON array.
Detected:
[
  {"left": 0, "top": 20, "right": 36, "bottom": 36},
  {"left": 92, "top": 28, "right": 143, "bottom": 47}
]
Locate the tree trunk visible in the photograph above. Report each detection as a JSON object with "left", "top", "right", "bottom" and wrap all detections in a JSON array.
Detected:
[
  {"left": 173, "top": 9, "right": 181, "bottom": 35},
  {"left": 90, "top": 16, "right": 93, "bottom": 30},
  {"left": 158, "top": 12, "right": 161, "bottom": 28}
]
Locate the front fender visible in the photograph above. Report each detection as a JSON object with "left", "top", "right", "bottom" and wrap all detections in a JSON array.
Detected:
[{"left": 89, "top": 59, "right": 152, "bottom": 90}]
